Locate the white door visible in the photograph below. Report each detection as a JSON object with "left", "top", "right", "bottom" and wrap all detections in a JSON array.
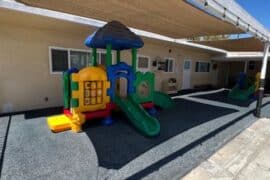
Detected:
[{"left": 182, "top": 60, "right": 191, "bottom": 89}]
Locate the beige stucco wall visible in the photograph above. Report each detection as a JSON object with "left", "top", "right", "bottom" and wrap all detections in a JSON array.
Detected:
[
  {"left": 217, "top": 61, "right": 262, "bottom": 88},
  {"left": 0, "top": 22, "right": 96, "bottom": 113},
  {"left": 0, "top": 10, "right": 216, "bottom": 113},
  {"left": 120, "top": 38, "right": 215, "bottom": 91},
  {"left": 216, "top": 62, "right": 230, "bottom": 88}
]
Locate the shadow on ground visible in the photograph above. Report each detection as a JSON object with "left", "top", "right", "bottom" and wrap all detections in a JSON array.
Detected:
[
  {"left": 24, "top": 107, "right": 63, "bottom": 119},
  {"left": 84, "top": 98, "right": 237, "bottom": 169}
]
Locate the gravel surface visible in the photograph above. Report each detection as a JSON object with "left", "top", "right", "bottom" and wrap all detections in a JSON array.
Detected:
[
  {"left": 1, "top": 115, "right": 98, "bottom": 180},
  {"left": 1, "top": 93, "right": 269, "bottom": 180}
]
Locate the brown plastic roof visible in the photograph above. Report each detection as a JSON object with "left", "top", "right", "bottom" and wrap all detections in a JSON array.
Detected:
[
  {"left": 195, "top": 38, "right": 264, "bottom": 51},
  {"left": 17, "top": 0, "right": 242, "bottom": 38}
]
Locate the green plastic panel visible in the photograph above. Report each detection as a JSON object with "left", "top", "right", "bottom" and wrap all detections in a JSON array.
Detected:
[
  {"left": 114, "top": 95, "right": 160, "bottom": 137},
  {"left": 106, "top": 44, "right": 112, "bottom": 67},
  {"left": 71, "top": 81, "right": 79, "bottom": 91},
  {"left": 133, "top": 71, "right": 155, "bottom": 104},
  {"left": 153, "top": 91, "right": 175, "bottom": 109},
  {"left": 63, "top": 72, "right": 70, "bottom": 109},
  {"left": 229, "top": 85, "right": 256, "bottom": 101},
  {"left": 228, "top": 75, "right": 256, "bottom": 101},
  {"left": 71, "top": 98, "right": 79, "bottom": 108},
  {"left": 92, "top": 48, "right": 97, "bottom": 66},
  {"left": 131, "top": 48, "right": 137, "bottom": 71}
]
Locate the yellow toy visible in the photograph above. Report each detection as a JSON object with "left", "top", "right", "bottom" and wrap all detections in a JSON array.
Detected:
[{"left": 47, "top": 67, "right": 110, "bottom": 132}]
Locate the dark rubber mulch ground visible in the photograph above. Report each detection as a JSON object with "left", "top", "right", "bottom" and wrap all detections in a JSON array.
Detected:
[
  {"left": 169, "top": 87, "right": 218, "bottom": 97},
  {"left": 192, "top": 90, "right": 255, "bottom": 107},
  {"left": 84, "top": 99, "right": 237, "bottom": 169},
  {"left": 24, "top": 107, "right": 63, "bottom": 119}
]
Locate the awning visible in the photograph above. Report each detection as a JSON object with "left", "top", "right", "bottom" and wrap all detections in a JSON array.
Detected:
[
  {"left": 194, "top": 38, "right": 264, "bottom": 52},
  {"left": 0, "top": 7, "right": 224, "bottom": 56},
  {"left": 17, "top": 0, "right": 242, "bottom": 38}
]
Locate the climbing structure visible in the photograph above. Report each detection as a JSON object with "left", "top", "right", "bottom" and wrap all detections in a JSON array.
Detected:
[
  {"left": 47, "top": 21, "right": 174, "bottom": 137},
  {"left": 228, "top": 72, "right": 259, "bottom": 101}
]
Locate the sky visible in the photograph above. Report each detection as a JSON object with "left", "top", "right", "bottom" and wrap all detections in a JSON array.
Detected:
[{"left": 236, "top": 0, "right": 270, "bottom": 29}]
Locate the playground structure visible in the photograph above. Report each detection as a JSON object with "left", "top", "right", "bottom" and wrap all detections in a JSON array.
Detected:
[
  {"left": 228, "top": 72, "right": 260, "bottom": 101},
  {"left": 47, "top": 21, "right": 174, "bottom": 137}
]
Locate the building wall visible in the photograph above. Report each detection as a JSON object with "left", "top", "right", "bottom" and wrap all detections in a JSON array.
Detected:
[
  {"left": 217, "top": 61, "right": 262, "bottom": 88},
  {"left": 120, "top": 38, "right": 215, "bottom": 91},
  {"left": 0, "top": 15, "right": 215, "bottom": 113},
  {"left": 0, "top": 21, "right": 94, "bottom": 113}
]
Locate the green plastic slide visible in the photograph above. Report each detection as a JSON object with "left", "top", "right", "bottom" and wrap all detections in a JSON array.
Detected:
[
  {"left": 228, "top": 73, "right": 256, "bottom": 101},
  {"left": 114, "top": 95, "right": 160, "bottom": 137},
  {"left": 153, "top": 91, "right": 175, "bottom": 109},
  {"left": 229, "top": 85, "right": 256, "bottom": 101}
]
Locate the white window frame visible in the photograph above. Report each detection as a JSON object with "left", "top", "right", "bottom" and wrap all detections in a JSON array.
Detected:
[
  {"left": 49, "top": 46, "right": 69, "bottom": 75},
  {"left": 49, "top": 46, "right": 112, "bottom": 75},
  {"left": 96, "top": 49, "right": 116, "bottom": 66},
  {"left": 137, "top": 54, "right": 151, "bottom": 72},
  {"left": 69, "top": 48, "right": 92, "bottom": 71},
  {"left": 195, "top": 60, "right": 211, "bottom": 73},
  {"left": 183, "top": 59, "right": 192, "bottom": 71},
  {"left": 164, "top": 57, "right": 175, "bottom": 73}
]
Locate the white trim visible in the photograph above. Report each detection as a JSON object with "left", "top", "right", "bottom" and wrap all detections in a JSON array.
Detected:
[
  {"left": 96, "top": 50, "right": 116, "bottom": 65},
  {"left": 226, "top": 51, "right": 269, "bottom": 58},
  {"left": 137, "top": 54, "right": 151, "bottom": 72},
  {"left": 164, "top": 57, "right": 175, "bottom": 73},
  {"left": 48, "top": 46, "right": 92, "bottom": 75},
  {"left": 183, "top": 59, "right": 192, "bottom": 71},
  {"left": 172, "top": 88, "right": 226, "bottom": 99},
  {"left": 69, "top": 48, "right": 92, "bottom": 53},
  {"left": 48, "top": 47, "right": 53, "bottom": 74},
  {"left": 175, "top": 39, "right": 227, "bottom": 54},
  {"left": 96, "top": 51, "right": 105, "bottom": 65},
  {"left": 211, "top": 51, "right": 270, "bottom": 61},
  {"left": 49, "top": 46, "right": 69, "bottom": 75},
  {"left": 260, "top": 43, "right": 270, "bottom": 79}
]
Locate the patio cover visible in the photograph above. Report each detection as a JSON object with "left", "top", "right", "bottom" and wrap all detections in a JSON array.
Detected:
[
  {"left": 17, "top": 0, "right": 242, "bottom": 38},
  {"left": 195, "top": 38, "right": 264, "bottom": 52}
]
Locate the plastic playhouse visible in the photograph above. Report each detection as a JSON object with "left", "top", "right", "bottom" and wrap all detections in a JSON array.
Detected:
[
  {"left": 228, "top": 72, "right": 260, "bottom": 101},
  {"left": 47, "top": 21, "right": 174, "bottom": 137}
]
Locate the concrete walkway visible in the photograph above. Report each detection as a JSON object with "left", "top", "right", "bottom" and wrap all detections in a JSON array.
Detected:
[{"left": 183, "top": 118, "right": 270, "bottom": 180}]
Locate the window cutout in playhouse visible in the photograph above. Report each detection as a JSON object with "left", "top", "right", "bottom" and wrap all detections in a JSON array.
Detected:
[{"left": 84, "top": 81, "right": 103, "bottom": 106}]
